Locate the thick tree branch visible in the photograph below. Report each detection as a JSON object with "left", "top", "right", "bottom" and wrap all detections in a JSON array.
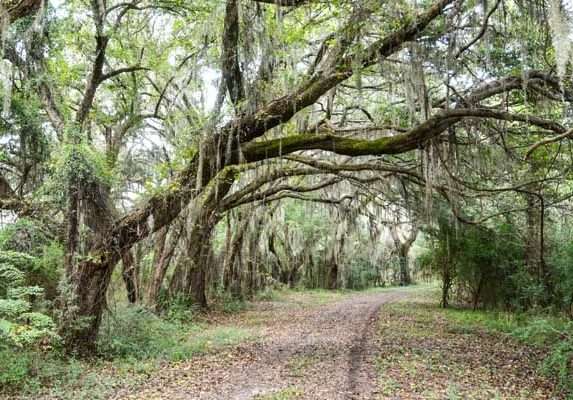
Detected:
[
  {"left": 223, "top": 178, "right": 342, "bottom": 210},
  {"left": 222, "top": 0, "right": 245, "bottom": 109},
  {"left": 286, "top": 154, "right": 422, "bottom": 179},
  {"left": 2, "top": 0, "right": 42, "bottom": 21},
  {"left": 76, "top": 0, "right": 109, "bottom": 125},
  {"left": 241, "top": 109, "right": 566, "bottom": 160},
  {"left": 219, "top": 167, "right": 325, "bottom": 210},
  {"left": 435, "top": 71, "right": 573, "bottom": 108},
  {"left": 4, "top": 46, "right": 66, "bottom": 134},
  {"left": 525, "top": 128, "right": 573, "bottom": 160},
  {"left": 454, "top": 0, "right": 501, "bottom": 58},
  {"left": 262, "top": 192, "right": 353, "bottom": 205},
  {"left": 231, "top": 0, "right": 454, "bottom": 144}
]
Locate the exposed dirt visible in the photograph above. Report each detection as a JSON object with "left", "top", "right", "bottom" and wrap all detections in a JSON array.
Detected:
[{"left": 114, "top": 291, "right": 406, "bottom": 400}]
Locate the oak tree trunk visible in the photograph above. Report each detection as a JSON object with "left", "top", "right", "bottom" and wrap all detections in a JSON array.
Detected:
[
  {"left": 121, "top": 250, "right": 138, "bottom": 303},
  {"left": 146, "top": 220, "right": 184, "bottom": 311}
]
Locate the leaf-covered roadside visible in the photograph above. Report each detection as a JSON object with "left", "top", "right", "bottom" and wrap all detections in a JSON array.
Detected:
[{"left": 374, "top": 292, "right": 564, "bottom": 399}]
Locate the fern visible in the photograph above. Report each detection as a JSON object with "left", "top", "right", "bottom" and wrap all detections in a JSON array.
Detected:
[
  {"left": 0, "top": 251, "right": 58, "bottom": 348},
  {"left": 0, "top": 251, "right": 36, "bottom": 271},
  {"left": 0, "top": 299, "right": 30, "bottom": 318},
  {"left": 7, "top": 286, "right": 44, "bottom": 300},
  {"left": 0, "top": 263, "right": 25, "bottom": 289}
]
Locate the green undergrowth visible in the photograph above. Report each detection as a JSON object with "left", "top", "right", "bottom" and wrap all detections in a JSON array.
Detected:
[
  {"left": 255, "top": 284, "right": 423, "bottom": 307},
  {"left": 444, "top": 306, "right": 573, "bottom": 395},
  {"left": 375, "top": 295, "right": 564, "bottom": 399},
  {"left": 410, "top": 287, "right": 573, "bottom": 395},
  {"left": 1, "top": 304, "right": 252, "bottom": 399},
  {"left": 98, "top": 305, "right": 252, "bottom": 360}
]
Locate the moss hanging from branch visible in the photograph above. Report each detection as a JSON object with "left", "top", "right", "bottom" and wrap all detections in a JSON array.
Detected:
[{"left": 549, "top": 0, "right": 573, "bottom": 78}]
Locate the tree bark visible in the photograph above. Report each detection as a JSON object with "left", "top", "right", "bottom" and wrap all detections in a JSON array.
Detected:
[
  {"left": 441, "top": 262, "right": 453, "bottom": 308},
  {"left": 121, "top": 250, "right": 138, "bottom": 303},
  {"left": 2, "top": 0, "right": 42, "bottom": 22},
  {"left": 267, "top": 232, "right": 282, "bottom": 281},
  {"left": 389, "top": 225, "right": 418, "bottom": 286},
  {"left": 223, "top": 209, "right": 251, "bottom": 297},
  {"left": 146, "top": 226, "right": 168, "bottom": 307},
  {"left": 64, "top": 178, "right": 80, "bottom": 280},
  {"left": 524, "top": 193, "right": 539, "bottom": 276},
  {"left": 146, "top": 219, "right": 184, "bottom": 311},
  {"left": 327, "top": 260, "right": 338, "bottom": 290},
  {"left": 397, "top": 247, "right": 411, "bottom": 286},
  {"left": 64, "top": 256, "right": 118, "bottom": 353}
]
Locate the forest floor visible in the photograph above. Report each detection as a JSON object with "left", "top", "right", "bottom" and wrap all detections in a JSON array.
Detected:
[{"left": 105, "top": 287, "right": 559, "bottom": 400}]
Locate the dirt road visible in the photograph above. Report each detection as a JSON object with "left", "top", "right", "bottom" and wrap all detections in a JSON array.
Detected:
[
  {"left": 114, "top": 288, "right": 561, "bottom": 400},
  {"left": 116, "top": 290, "right": 406, "bottom": 400}
]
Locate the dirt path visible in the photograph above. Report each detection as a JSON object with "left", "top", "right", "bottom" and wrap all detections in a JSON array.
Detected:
[{"left": 116, "top": 290, "right": 406, "bottom": 400}]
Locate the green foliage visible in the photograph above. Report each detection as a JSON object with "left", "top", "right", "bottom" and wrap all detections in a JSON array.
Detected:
[
  {"left": 420, "top": 207, "right": 527, "bottom": 310},
  {"left": 542, "top": 341, "right": 573, "bottom": 392},
  {"left": 98, "top": 305, "right": 251, "bottom": 360},
  {"left": 344, "top": 251, "right": 380, "bottom": 290},
  {"left": 253, "top": 288, "right": 282, "bottom": 301},
  {"left": 159, "top": 293, "right": 201, "bottom": 323},
  {"left": 209, "top": 291, "right": 251, "bottom": 313},
  {"left": 0, "top": 348, "right": 34, "bottom": 393},
  {"left": 0, "top": 220, "right": 64, "bottom": 299},
  {"left": 39, "top": 127, "right": 117, "bottom": 215},
  {"left": 549, "top": 223, "right": 573, "bottom": 316},
  {"left": 98, "top": 306, "right": 181, "bottom": 358},
  {"left": 1, "top": 303, "right": 250, "bottom": 398},
  {"left": 0, "top": 219, "right": 50, "bottom": 254},
  {"left": 253, "top": 388, "right": 302, "bottom": 400},
  {"left": 0, "top": 246, "right": 60, "bottom": 348},
  {"left": 283, "top": 201, "right": 329, "bottom": 235},
  {"left": 446, "top": 308, "right": 573, "bottom": 394},
  {"left": 0, "top": 347, "right": 117, "bottom": 398}
]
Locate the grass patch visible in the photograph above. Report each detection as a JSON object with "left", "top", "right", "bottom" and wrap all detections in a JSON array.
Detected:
[
  {"left": 253, "top": 387, "right": 303, "bottom": 399},
  {"left": 442, "top": 307, "right": 520, "bottom": 333},
  {"left": 286, "top": 355, "right": 315, "bottom": 378},
  {"left": 362, "top": 283, "right": 437, "bottom": 295},
  {"left": 253, "top": 288, "right": 283, "bottom": 301},
  {"left": 0, "top": 349, "right": 127, "bottom": 400},
  {"left": 260, "top": 288, "right": 347, "bottom": 307},
  {"left": 100, "top": 305, "right": 253, "bottom": 363},
  {"left": 252, "top": 284, "right": 425, "bottom": 308}
]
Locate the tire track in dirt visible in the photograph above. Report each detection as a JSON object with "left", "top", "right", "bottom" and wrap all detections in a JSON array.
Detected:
[{"left": 346, "top": 292, "right": 405, "bottom": 399}]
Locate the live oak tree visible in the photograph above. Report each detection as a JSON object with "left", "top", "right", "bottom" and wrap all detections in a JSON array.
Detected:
[{"left": 2, "top": 0, "right": 573, "bottom": 353}]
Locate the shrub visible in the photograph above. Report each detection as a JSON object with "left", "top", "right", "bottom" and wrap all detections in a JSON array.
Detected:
[{"left": 98, "top": 306, "right": 180, "bottom": 358}]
